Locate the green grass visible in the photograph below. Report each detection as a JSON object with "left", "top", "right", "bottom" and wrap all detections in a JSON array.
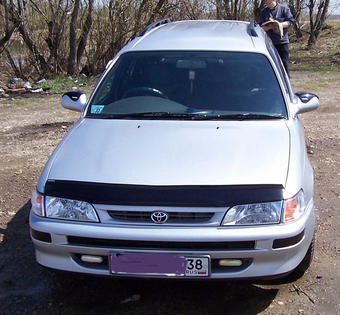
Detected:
[
  {"left": 290, "top": 20, "right": 340, "bottom": 73},
  {"left": 0, "top": 75, "right": 99, "bottom": 109},
  {"left": 33, "top": 75, "right": 99, "bottom": 94},
  {"left": 0, "top": 95, "right": 51, "bottom": 109}
]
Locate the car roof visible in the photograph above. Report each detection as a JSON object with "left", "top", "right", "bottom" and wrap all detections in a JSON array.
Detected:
[{"left": 120, "top": 19, "right": 269, "bottom": 55}]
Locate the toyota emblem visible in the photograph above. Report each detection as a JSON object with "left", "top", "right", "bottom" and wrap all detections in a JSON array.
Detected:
[{"left": 151, "top": 211, "right": 169, "bottom": 224}]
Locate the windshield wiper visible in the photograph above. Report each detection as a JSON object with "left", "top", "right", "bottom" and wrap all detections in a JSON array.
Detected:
[
  {"left": 100, "top": 112, "right": 204, "bottom": 119},
  {"left": 194, "top": 113, "right": 285, "bottom": 120},
  {"left": 99, "top": 112, "right": 285, "bottom": 120}
]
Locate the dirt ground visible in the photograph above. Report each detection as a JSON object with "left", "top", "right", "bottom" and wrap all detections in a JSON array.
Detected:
[{"left": 0, "top": 71, "right": 339, "bottom": 315}]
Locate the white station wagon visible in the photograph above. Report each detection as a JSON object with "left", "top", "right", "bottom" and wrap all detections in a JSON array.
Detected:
[{"left": 30, "top": 19, "right": 319, "bottom": 279}]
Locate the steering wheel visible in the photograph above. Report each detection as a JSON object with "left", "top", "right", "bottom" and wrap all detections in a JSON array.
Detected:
[{"left": 122, "top": 87, "right": 168, "bottom": 99}]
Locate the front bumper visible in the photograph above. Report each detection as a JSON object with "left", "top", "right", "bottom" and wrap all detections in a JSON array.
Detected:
[{"left": 29, "top": 202, "right": 315, "bottom": 279}]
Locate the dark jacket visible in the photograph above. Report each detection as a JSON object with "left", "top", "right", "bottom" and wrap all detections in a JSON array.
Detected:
[{"left": 259, "top": 3, "right": 294, "bottom": 45}]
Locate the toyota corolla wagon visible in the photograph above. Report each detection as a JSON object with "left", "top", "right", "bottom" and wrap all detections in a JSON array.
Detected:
[{"left": 30, "top": 19, "right": 319, "bottom": 279}]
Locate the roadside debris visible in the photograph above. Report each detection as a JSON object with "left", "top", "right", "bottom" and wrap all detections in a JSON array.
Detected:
[
  {"left": 0, "top": 76, "right": 90, "bottom": 98},
  {"left": 0, "top": 77, "right": 46, "bottom": 96},
  {"left": 31, "top": 88, "right": 44, "bottom": 93},
  {"left": 120, "top": 294, "right": 141, "bottom": 304},
  {"left": 24, "top": 81, "right": 32, "bottom": 89},
  {"left": 290, "top": 284, "right": 315, "bottom": 304},
  {"left": 36, "top": 78, "right": 46, "bottom": 84}
]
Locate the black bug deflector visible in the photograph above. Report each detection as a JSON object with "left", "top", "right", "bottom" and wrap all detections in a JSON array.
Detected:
[{"left": 44, "top": 180, "right": 284, "bottom": 207}]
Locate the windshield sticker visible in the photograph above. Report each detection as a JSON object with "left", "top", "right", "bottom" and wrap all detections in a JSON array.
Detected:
[
  {"left": 91, "top": 105, "right": 104, "bottom": 114},
  {"left": 186, "top": 108, "right": 197, "bottom": 113}
]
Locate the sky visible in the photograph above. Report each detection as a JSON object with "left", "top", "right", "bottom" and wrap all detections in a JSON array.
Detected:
[{"left": 329, "top": 0, "right": 340, "bottom": 14}]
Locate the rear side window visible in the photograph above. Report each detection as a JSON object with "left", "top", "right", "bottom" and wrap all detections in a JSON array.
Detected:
[
  {"left": 88, "top": 51, "right": 287, "bottom": 118},
  {"left": 266, "top": 40, "right": 295, "bottom": 102}
]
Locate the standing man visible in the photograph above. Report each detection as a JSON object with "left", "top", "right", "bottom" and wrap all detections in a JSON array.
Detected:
[{"left": 259, "top": 0, "right": 294, "bottom": 75}]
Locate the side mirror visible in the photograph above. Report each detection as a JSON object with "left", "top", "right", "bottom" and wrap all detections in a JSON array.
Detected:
[
  {"left": 293, "top": 92, "right": 319, "bottom": 116},
  {"left": 61, "top": 90, "right": 87, "bottom": 112}
]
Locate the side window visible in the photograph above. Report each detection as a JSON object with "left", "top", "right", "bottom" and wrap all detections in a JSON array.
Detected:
[
  {"left": 266, "top": 40, "right": 294, "bottom": 102},
  {"left": 90, "top": 55, "right": 135, "bottom": 105}
]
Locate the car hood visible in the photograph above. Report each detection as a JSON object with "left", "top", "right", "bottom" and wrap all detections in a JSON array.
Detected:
[{"left": 47, "top": 119, "right": 290, "bottom": 186}]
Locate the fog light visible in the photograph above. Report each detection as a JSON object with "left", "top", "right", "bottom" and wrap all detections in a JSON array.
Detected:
[
  {"left": 218, "top": 259, "right": 242, "bottom": 267},
  {"left": 81, "top": 255, "right": 103, "bottom": 263}
]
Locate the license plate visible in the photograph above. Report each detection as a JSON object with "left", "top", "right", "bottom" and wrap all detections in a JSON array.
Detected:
[
  {"left": 185, "top": 257, "right": 209, "bottom": 277},
  {"left": 109, "top": 253, "right": 210, "bottom": 277}
]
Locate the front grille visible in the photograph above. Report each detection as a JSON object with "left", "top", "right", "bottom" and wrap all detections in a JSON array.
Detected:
[
  {"left": 107, "top": 211, "right": 214, "bottom": 223},
  {"left": 67, "top": 236, "right": 256, "bottom": 251}
]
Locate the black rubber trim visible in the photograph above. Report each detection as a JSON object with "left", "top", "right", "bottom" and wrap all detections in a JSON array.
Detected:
[
  {"left": 273, "top": 230, "right": 305, "bottom": 249},
  {"left": 138, "top": 18, "right": 171, "bottom": 37},
  {"left": 30, "top": 228, "right": 52, "bottom": 243},
  {"left": 45, "top": 180, "right": 284, "bottom": 207},
  {"left": 67, "top": 236, "right": 256, "bottom": 250}
]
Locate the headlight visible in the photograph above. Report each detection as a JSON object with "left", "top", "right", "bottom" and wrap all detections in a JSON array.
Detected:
[
  {"left": 222, "top": 201, "right": 283, "bottom": 225},
  {"left": 283, "top": 190, "right": 307, "bottom": 222},
  {"left": 45, "top": 196, "right": 99, "bottom": 222}
]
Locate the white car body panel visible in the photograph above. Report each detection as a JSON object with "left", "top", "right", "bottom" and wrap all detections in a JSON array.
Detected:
[{"left": 47, "top": 119, "right": 290, "bottom": 186}]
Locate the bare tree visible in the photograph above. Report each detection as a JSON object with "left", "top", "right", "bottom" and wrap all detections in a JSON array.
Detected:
[
  {"left": 215, "top": 0, "right": 252, "bottom": 20},
  {"left": 253, "top": 0, "right": 265, "bottom": 21},
  {"left": 83, "top": 0, "right": 174, "bottom": 75},
  {"left": 0, "top": 0, "right": 21, "bottom": 48},
  {"left": 172, "top": 0, "right": 206, "bottom": 20},
  {"left": 77, "top": 0, "right": 93, "bottom": 69},
  {"left": 44, "top": 0, "right": 71, "bottom": 74},
  {"left": 8, "top": 0, "right": 49, "bottom": 75},
  {"left": 1, "top": 0, "right": 333, "bottom": 78},
  {"left": 307, "top": 0, "right": 330, "bottom": 46},
  {"left": 67, "top": 0, "right": 94, "bottom": 75},
  {"left": 68, "top": 0, "right": 80, "bottom": 75},
  {"left": 287, "top": 0, "right": 304, "bottom": 38}
]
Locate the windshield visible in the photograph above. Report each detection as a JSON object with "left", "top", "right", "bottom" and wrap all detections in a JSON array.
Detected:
[{"left": 87, "top": 51, "right": 287, "bottom": 119}]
